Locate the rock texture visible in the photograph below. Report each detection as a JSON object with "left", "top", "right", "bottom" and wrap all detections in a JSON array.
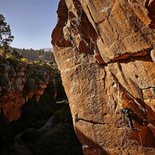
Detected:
[
  {"left": 52, "top": 0, "right": 155, "bottom": 154},
  {"left": 0, "top": 53, "right": 56, "bottom": 121}
]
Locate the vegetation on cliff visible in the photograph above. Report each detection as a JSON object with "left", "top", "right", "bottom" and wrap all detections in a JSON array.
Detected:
[
  {"left": 0, "top": 48, "right": 83, "bottom": 155},
  {"left": 10, "top": 47, "right": 54, "bottom": 62}
]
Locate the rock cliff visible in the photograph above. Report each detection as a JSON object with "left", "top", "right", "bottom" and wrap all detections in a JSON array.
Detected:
[
  {"left": 52, "top": 0, "right": 155, "bottom": 154},
  {"left": 0, "top": 50, "right": 57, "bottom": 121}
]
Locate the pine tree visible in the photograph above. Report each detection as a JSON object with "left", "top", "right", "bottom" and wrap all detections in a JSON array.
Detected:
[{"left": 0, "top": 14, "right": 14, "bottom": 47}]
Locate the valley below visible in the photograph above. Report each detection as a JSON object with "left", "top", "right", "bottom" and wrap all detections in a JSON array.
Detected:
[{"left": 0, "top": 48, "right": 83, "bottom": 155}]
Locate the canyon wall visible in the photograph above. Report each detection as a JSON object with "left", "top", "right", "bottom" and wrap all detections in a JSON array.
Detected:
[
  {"left": 0, "top": 52, "right": 56, "bottom": 121},
  {"left": 52, "top": 0, "right": 155, "bottom": 154}
]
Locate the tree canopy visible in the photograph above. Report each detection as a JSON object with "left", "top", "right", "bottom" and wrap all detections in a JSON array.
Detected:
[{"left": 0, "top": 14, "right": 14, "bottom": 46}]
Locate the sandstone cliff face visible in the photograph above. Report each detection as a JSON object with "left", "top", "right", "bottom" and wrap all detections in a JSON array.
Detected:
[
  {"left": 0, "top": 54, "right": 56, "bottom": 121},
  {"left": 52, "top": 0, "right": 155, "bottom": 154}
]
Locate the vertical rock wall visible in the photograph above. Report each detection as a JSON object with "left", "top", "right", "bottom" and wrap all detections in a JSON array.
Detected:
[{"left": 52, "top": 0, "right": 155, "bottom": 154}]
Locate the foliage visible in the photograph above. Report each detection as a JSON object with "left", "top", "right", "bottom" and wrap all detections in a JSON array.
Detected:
[
  {"left": 10, "top": 47, "right": 54, "bottom": 62},
  {"left": 0, "top": 14, "right": 14, "bottom": 46},
  {"left": 11, "top": 49, "right": 23, "bottom": 59},
  {"left": 0, "top": 47, "right": 83, "bottom": 155}
]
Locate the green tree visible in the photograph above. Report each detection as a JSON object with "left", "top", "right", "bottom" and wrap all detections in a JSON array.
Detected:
[{"left": 0, "top": 14, "right": 14, "bottom": 47}]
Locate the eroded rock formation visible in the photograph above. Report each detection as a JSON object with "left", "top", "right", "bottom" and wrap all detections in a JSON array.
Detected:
[
  {"left": 0, "top": 53, "right": 56, "bottom": 121},
  {"left": 52, "top": 0, "right": 155, "bottom": 154}
]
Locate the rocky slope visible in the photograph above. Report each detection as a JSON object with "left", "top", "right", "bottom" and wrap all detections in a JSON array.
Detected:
[
  {"left": 0, "top": 49, "right": 57, "bottom": 121},
  {"left": 0, "top": 49, "right": 83, "bottom": 155},
  {"left": 52, "top": 0, "right": 155, "bottom": 154}
]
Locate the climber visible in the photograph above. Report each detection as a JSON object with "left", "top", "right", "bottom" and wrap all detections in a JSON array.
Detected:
[
  {"left": 122, "top": 108, "right": 146, "bottom": 130},
  {"left": 111, "top": 73, "right": 148, "bottom": 130},
  {"left": 118, "top": 92, "right": 147, "bottom": 130},
  {"left": 122, "top": 108, "right": 134, "bottom": 129}
]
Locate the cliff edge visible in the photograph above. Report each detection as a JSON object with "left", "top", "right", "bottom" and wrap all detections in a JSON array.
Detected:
[
  {"left": 52, "top": 0, "right": 155, "bottom": 154},
  {"left": 0, "top": 49, "right": 57, "bottom": 121}
]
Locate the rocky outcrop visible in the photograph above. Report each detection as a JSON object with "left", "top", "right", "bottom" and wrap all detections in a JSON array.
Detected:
[
  {"left": 0, "top": 53, "right": 56, "bottom": 121},
  {"left": 52, "top": 0, "right": 155, "bottom": 154}
]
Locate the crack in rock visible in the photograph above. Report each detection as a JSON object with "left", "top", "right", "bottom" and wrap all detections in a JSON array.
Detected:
[{"left": 74, "top": 113, "right": 109, "bottom": 124}]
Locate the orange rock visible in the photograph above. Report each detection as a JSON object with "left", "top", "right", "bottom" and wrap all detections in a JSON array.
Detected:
[
  {"left": 52, "top": 0, "right": 155, "bottom": 154},
  {"left": 150, "top": 48, "right": 155, "bottom": 62},
  {"left": 94, "top": 52, "right": 105, "bottom": 65}
]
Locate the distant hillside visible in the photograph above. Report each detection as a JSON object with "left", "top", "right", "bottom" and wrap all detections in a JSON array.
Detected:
[
  {"left": 41, "top": 48, "right": 53, "bottom": 52},
  {"left": 10, "top": 47, "right": 54, "bottom": 62}
]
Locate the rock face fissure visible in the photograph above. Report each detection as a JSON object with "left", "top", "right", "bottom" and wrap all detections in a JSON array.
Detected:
[
  {"left": 52, "top": 0, "right": 155, "bottom": 154},
  {"left": 104, "top": 48, "right": 151, "bottom": 65},
  {"left": 74, "top": 113, "right": 109, "bottom": 125}
]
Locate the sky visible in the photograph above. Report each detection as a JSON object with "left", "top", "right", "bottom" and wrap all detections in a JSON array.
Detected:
[{"left": 0, "top": 0, "right": 59, "bottom": 49}]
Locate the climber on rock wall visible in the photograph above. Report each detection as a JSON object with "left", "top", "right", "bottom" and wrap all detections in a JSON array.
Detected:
[
  {"left": 118, "top": 92, "right": 148, "bottom": 130},
  {"left": 122, "top": 108, "right": 136, "bottom": 129},
  {"left": 111, "top": 72, "right": 148, "bottom": 130}
]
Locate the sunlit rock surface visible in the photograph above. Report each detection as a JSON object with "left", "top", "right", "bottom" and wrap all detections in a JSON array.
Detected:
[{"left": 52, "top": 0, "right": 155, "bottom": 154}]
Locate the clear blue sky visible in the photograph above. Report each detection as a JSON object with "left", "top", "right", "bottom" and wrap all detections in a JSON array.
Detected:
[{"left": 0, "top": 0, "right": 59, "bottom": 49}]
